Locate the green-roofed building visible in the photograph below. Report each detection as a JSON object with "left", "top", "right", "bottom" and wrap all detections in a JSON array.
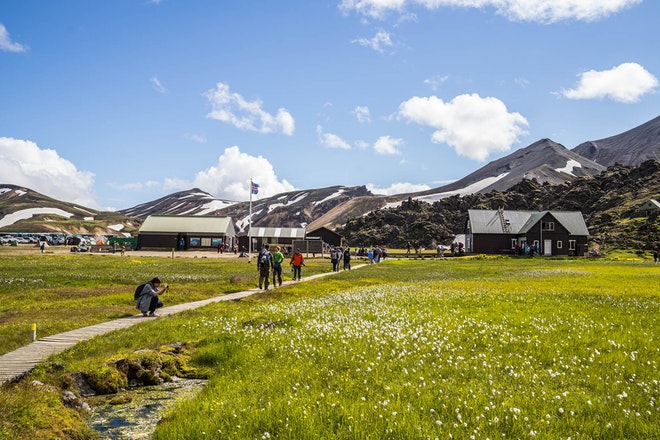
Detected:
[{"left": 137, "top": 215, "right": 236, "bottom": 250}]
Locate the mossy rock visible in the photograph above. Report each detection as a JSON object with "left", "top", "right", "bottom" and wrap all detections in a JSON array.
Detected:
[
  {"left": 84, "top": 366, "right": 127, "bottom": 395},
  {"left": 114, "top": 353, "right": 164, "bottom": 386}
]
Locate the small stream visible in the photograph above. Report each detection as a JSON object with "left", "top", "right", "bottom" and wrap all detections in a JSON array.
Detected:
[{"left": 88, "top": 377, "right": 207, "bottom": 439}]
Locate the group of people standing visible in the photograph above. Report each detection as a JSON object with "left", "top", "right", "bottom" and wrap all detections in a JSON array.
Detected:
[
  {"left": 367, "top": 246, "right": 386, "bottom": 264},
  {"left": 330, "top": 246, "right": 351, "bottom": 271},
  {"left": 256, "top": 244, "right": 305, "bottom": 290}
]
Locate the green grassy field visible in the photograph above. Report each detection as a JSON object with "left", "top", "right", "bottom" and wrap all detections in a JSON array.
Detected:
[
  {"left": 1, "top": 254, "right": 658, "bottom": 439},
  {"left": 0, "top": 251, "right": 330, "bottom": 356}
]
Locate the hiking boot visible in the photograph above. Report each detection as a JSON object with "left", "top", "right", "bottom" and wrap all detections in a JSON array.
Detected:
[
  {"left": 148, "top": 312, "right": 159, "bottom": 317},
  {"left": 142, "top": 311, "right": 148, "bottom": 317}
]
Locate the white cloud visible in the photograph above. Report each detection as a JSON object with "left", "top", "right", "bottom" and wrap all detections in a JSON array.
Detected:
[
  {"left": 514, "top": 77, "right": 530, "bottom": 88},
  {"left": 0, "top": 137, "right": 96, "bottom": 206},
  {"left": 373, "top": 135, "right": 403, "bottom": 155},
  {"left": 424, "top": 75, "right": 449, "bottom": 91},
  {"left": 339, "top": 0, "right": 641, "bottom": 23},
  {"left": 0, "top": 24, "right": 28, "bottom": 52},
  {"left": 354, "top": 106, "right": 371, "bottom": 123},
  {"left": 204, "top": 82, "right": 295, "bottom": 135},
  {"left": 317, "top": 125, "right": 352, "bottom": 149},
  {"left": 352, "top": 30, "right": 393, "bottom": 52},
  {"left": 398, "top": 93, "right": 528, "bottom": 161},
  {"left": 185, "top": 133, "right": 207, "bottom": 143},
  {"left": 498, "top": 0, "right": 642, "bottom": 23},
  {"left": 367, "top": 181, "right": 431, "bottom": 195},
  {"left": 109, "top": 181, "right": 159, "bottom": 191},
  {"left": 150, "top": 76, "right": 167, "bottom": 93},
  {"left": 167, "top": 146, "right": 295, "bottom": 201},
  {"left": 560, "top": 62, "right": 658, "bottom": 103},
  {"left": 355, "top": 140, "right": 371, "bottom": 150}
]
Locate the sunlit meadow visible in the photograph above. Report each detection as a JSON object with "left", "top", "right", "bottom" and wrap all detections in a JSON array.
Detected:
[
  {"left": 1, "top": 255, "right": 658, "bottom": 439},
  {"left": 154, "top": 259, "right": 659, "bottom": 439}
]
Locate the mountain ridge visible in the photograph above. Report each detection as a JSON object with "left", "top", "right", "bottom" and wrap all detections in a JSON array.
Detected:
[
  {"left": 572, "top": 115, "right": 660, "bottom": 167},
  {"left": 337, "top": 160, "right": 660, "bottom": 250},
  {"left": 0, "top": 184, "right": 139, "bottom": 235},
  {"left": 410, "top": 138, "right": 606, "bottom": 203},
  {"left": 2, "top": 114, "right": 659, "bottom": 246}
]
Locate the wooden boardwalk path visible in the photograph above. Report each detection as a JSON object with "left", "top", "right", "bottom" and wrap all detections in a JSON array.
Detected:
[{"left": 0, "top": 269, "right": 359, "bottom": 385}]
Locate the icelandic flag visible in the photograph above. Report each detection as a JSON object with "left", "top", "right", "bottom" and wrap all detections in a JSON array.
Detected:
[{"left": 251, "top": 182, "right": 260, "bottom": 195}]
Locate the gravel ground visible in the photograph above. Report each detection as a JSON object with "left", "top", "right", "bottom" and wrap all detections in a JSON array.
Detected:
[{"left": 0, "top": 244, "right": 247, "bottom": 259}]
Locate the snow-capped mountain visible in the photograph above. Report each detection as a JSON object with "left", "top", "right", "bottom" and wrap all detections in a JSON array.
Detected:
[
  {"left": 0, "top": 185, "right": 139, "bottom": 235},
  {"left": 117, "top": 188, "right": 235, "bottom": 219},
  {"left": 410, "top": 138, "right": 606, "bottom": 204},
  {"left": 3, "top": 114, "right": 659, "bottom": 234}
]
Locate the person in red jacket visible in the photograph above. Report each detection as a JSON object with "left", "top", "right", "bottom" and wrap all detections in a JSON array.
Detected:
[{"left": 290, "top": 248, "right": 305, "bottom": 281}]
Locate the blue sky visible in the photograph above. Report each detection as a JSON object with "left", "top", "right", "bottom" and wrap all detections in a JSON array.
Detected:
[{"left": 1, "top": 0, "right": 658, "bottom": 210}]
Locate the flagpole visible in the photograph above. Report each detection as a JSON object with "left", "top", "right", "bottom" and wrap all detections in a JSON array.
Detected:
[{"left": 248, "top": 178, "right": 253, "bottom": 263}]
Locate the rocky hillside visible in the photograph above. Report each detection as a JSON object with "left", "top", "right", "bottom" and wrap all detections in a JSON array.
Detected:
[
  {"left": 337, "top": 161, "right": 660, "bottom": 251},
  {"left": 0, "top": 185, "right": 139, "bottom": 235},
  {"left": 116, "top": 115, "right": 660, "bottom": 231},
  {"left": 118, "top": 188, "right": 234, "bottom": 219},
  {"left": 215, "top": 185, "right": 377, "bottom": 232},
  {"left": 573, "top": 115, "right": 660, "bottom": 167},
  {"left": 3, "top": 116, "right": 659, "bottom": 245},
  {"left": 411, "top": 138, "right": 606, "bottom": 203}
]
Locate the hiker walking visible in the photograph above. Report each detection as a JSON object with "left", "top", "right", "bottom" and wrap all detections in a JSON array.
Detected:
[
  {"left": 290, "top": 248, "right": 305, "bottom": 281},
  {"left": 330, "top": 246, "right": 341, "bottom": 272},
  {"left": 343, "top": 246, "right": 351, "bottom": 270},
  {"left": 257, "top": 244, "right": 274, "bottom": 289},
  {"left": 272, "top": 245, "right": 284, "bottom": 287}
]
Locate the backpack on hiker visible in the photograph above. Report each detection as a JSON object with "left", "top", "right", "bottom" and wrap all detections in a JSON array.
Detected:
[
  {"left": 134, "top": 283, "right": 147, "bottom": 301},
  {"left": 258, "top": 251, "right": 270, "bottom": 267}
]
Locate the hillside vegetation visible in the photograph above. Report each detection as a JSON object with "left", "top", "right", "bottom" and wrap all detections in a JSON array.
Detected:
[{"left": 338, "top": 161, "right": 660, "bottom": 250}]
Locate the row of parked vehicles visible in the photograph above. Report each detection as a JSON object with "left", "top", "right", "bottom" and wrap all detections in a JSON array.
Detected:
[{"left": 0, "top": 233, "right": 94, "bottom": 247}]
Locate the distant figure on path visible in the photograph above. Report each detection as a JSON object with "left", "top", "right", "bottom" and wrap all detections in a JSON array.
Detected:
[
  {"left": 343, "top": 247, "right": 351, "bottom": 270},
  {"left": 330, "top": 246, "right": 341, "bottom": 272},
  {"left": 136, "top": 277, "right": 168, "bottom": 317},
  {"left": 272, "top": 245, "right": 284, "bottom": 287},
  {"left": 257, "top": 244, "right": 274, "bottom": 289},
  {"left": 290, "top": 248, "right": 305, "bottom": 280}
]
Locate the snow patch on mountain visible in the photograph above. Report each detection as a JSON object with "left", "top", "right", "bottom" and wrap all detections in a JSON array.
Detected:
[
  {"left": 555, "top": 159, "right": 582, "bottom": 176},
  {"left": 415, "top": 173, "right": 510, "bottom": 203},
  {"left": 267, "top": 192, "right": 309, "bottom": 213},
  {"left": 0, "top": 208, "right": 74, "bottom": 228},
  {"left": 313, "top": 189, "right": 344, "bottom": 205},
  {"left": 197, "top": 200, "right": 234, "bottom": 215},
  {"left": 384, "top": 201, "right": 403, "bottom": 209}
]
